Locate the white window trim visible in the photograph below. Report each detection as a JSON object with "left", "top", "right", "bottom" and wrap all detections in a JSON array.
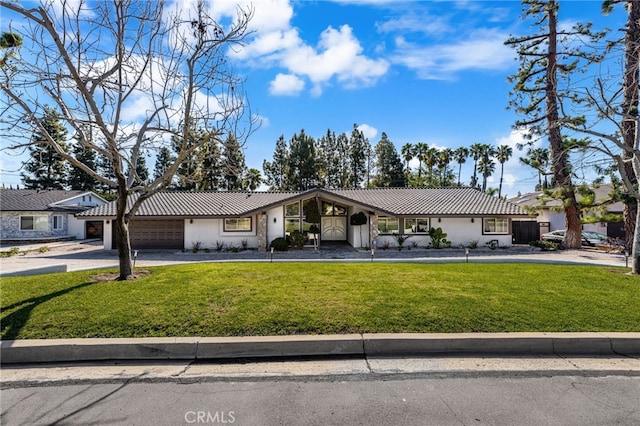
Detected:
[{"left": 483, "top": 217, "right": 509, "bottom": 235}]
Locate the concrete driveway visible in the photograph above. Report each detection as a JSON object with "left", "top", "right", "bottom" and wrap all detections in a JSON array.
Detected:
[{"left": 0, "top": 239, "right": 630, "bottom": 276}]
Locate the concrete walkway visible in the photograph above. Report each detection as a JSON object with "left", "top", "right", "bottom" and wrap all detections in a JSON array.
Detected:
[{"left": 0, "top": 240, "right": 630, "bottom": 276}]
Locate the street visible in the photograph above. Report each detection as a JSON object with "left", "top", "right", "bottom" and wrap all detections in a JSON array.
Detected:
[{"left": 2, "top": 358, "right": 639, "bottom": 425}]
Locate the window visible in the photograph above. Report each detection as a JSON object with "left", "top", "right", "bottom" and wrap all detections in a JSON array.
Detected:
[
  {"left": 321, "top": 201, "right": 347, "bottom": 216},
  {"left": 53, "top": 215, "right": 63, "bottom": 230},
  {"left": 483, "top": 218, "right": 509, "bottom": 234},
  {"left": 224, "top": 218, "right": 251, "bottom": 232},
  {"left": 404, "top": 218, "right": 429, "bottom": 234},
  {"left": 20, "top": 215, "right": 48, "bottom": 231},
  {"left": 378, "top": 217, "right": 399, "bottom": 234}
]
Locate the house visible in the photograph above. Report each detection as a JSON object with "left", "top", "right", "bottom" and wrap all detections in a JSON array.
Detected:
[
  {"left": 77, "top": 187, "right": 530, "bottom": 251},
  {"left": 509, "top": 185, "right": 625, "bottom": 240},
  {"left": 0, "top": 189, "right": 108, "bottom": 243}
]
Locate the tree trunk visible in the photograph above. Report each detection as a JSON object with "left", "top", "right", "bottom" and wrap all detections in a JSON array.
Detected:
[
  {"left": 115, "top": 192, "right": 133, "bottom": 280},
  {"left": 622, "top": 0, "right": 640, "bottom": 252},
  {"left": 546, "top": 2, "right": 582, "bottom": 249},
  {"left": 632, "top": 200, "right": 640, "bottom": 274}
]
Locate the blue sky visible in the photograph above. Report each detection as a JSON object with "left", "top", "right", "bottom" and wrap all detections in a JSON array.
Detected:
[{"left": 0, "top": 1, "right": 627, "bottom": 197}]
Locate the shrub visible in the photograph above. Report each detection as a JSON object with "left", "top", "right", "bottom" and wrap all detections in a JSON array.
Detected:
[
  {"left": 270, "top": 237, "right": 289, "bottom": 251},
  {"left": 467, "top": 240, "right": 479, "bottom": 249},
  {"left": 38, "top": 246, "right": 50, "bottom": 253},
  {"left": 380, "top": 239, "right": 391, "bottom": 250},
  {"left": 393, "top": 234, "right": 411, "bottom": 251},
  {"left": 0, "top": 247, "right": 20, "bottom": 258},
  {"left": 241, "top": 239, "right": 249, "bottom": 251},
  {"left": 486, "top": 240, "right": 499, "bottom": 250},
  {"left": 288, "top": 230, "right": 307, "bottom": 249},
  {"left": 529, "top": 240, "right": 559, "bottom": 251},
  {"left": 215, "top": 241, "right": 225, "bottom": 252},
  {"left": 428, "top": 227, "right": 450, "bottom": 249},
  {"left": 191, "top": 241, "right": 202, "bottom": 253}
]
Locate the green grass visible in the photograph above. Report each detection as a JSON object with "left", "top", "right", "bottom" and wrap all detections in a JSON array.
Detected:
[{"left": 1, "top": 263, "right": 638, "bottom": 339}]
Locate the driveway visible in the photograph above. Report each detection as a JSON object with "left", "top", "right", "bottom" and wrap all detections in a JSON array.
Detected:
[{"left": 0, "top": 239, "right": 629, "bottom": 276}]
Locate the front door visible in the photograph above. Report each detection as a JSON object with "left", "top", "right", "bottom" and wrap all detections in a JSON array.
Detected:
[{"left": 321, "top": 217, "right": 346, "bottom": 241}]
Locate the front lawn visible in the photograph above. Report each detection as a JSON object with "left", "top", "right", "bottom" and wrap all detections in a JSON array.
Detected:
[{"left": 1, "top": 263, "right": 638, "bottom": 340}]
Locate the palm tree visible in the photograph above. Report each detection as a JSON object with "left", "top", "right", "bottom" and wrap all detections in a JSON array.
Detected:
[
  {"left": 424, "top": 146, "right": 439, "bottom": 186},
  {"left": 520, "top": 147, "right": 550, "bottom": 190},
  {"left": 413, "top": 142, "right": 428, "bottom": 179},
  {"left": 469, "top": 143, "right": 483, "bottom": 189},
  {"left": 453, "top": 147, "right": 469, "bottom": 186},
  {"left": 478, "top": 144, "right": 496, "bottom": 193},
  {"left": 495, "top": 144, "right": 513, "bottom": 198},
  {"left": 400, "top": 143, "right": 415, "bottom": 186},
  {"left": 437, "top": 148, "right": 453, "bottom": 186},
  {"left": 244, "top": 168, "right": 262, "bottom": 191}
]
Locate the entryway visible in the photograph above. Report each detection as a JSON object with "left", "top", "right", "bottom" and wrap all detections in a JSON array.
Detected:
[{"left": 321, "top": 216, "right": 346, "bottom": 241}]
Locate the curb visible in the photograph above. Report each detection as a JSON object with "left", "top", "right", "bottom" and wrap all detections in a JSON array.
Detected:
[{"left": 1, "top": 333, "right": 639, "bottom": 364}]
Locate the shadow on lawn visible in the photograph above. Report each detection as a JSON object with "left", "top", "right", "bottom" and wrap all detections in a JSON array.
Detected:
[{"left": 1, "top": 281, "right": 99, "bottom": 340}]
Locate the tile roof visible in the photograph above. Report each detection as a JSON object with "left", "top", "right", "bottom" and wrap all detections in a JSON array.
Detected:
[
  {"left": 0, "top": 189, "right": 89, "bottom": 211},
  {"left": 78, "top": 190, "right": 306, "bottom": 217},
  {"left": 78, "top": 187, "right": 529, "bottom": 218},
  {"left": 327, "top": 187, "right": 529, "bottom": 216}
]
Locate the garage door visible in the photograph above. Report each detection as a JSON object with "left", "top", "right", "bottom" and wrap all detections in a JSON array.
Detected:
[{"left": 112, "top": 219, "right": 184, "bottom": 249}]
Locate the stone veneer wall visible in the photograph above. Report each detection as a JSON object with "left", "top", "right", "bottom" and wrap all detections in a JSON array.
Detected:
[
  {"left": 0, "top": 211, "right": 68, "bottom": 239},
  {"left": 369, "top": 214, "right": 378, "bottom": 246},
  {"left": 257, "top": 213, "right": 267, "bottom": 251}
]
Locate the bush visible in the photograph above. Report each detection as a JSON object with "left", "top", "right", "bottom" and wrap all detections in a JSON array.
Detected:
[
  {"left": 270, "top": 237, "right": 289, "bottom": 251},
  {"left": 529, "top": 240, "right": 559, "bottom": 251},
  {"left": 191, "top": 241, "right": 202, "bottom": 253},
  {"left": 428, "top": 227, "right": 450, "bottom": 249},
  {"left": 0, "top": 247, "right": 20, "bottom": 258},
  {"left": 287, "top": 230, "right": 307, "bottom": 249}
]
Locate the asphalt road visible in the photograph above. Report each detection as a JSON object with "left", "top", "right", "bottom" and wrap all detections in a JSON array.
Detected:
[{"left": 2, "top": 374, "right": 639, "bottom": 425}]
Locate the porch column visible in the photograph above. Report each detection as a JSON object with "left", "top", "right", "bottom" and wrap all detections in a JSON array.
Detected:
[
  {"left": 370, "top": 214, "right": 378, "bottom": 246},
  {"left": 257, "top": 213, "right": 267, "bottom": 251}
]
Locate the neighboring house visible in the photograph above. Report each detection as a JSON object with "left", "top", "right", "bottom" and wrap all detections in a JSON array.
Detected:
[
  {"left": 77, "top": 187, "right": 530, "bottom": 251},
  {"left": 509, "top": 185, "right": 625, "bottom": 240},
  {"left": 0, "top": 189, "right": 108, "bottom": 242}
]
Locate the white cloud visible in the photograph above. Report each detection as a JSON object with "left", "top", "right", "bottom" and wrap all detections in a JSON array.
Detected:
[
  {"left": 269, "top": 73, "right": 305, "bottom": 96},
  {"left": 357, "top": 123, "right": 378, "bottom": 140},
  {"left": 216, "top": 1, "right": 389, "bottom": 96},
  {"left": 392, "top": 29, "right": 514, "bottom": 80}
]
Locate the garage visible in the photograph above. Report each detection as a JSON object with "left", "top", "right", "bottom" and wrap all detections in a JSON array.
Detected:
[
  {"left": 112, "top": 219, "right": 184, "bottom": 249},
  {"left": 85, "top": 221, "right": 104, "bottom": 240}
]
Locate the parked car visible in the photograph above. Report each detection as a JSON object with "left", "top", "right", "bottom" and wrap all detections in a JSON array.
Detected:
[{"left": 541, "top": 230, "right": 610, "bottom": 247}]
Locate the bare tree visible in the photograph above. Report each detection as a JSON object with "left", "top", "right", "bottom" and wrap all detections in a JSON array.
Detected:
[{"left": 0, "top": 0, "right": 254, "bottom": 279}]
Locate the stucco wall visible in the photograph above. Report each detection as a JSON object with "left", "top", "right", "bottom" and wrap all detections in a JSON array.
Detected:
[
  {"left": 184, "top": 218, "right": 259, "bottom": 250},
  {"left": 266, "top": 206, "right": 285, "bottom": 248},
  {"left": 374, "top": 217, "right": 513, "bottom": 249},
  {"left": 68, "top": 215, "right": 86, "bottom": 239}
]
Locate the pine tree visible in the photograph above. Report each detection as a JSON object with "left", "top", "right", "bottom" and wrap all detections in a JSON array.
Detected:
[
  {"left": 153, "top": 147, "right": 175, "bottom": 185},
  {"left": 349, "top": 124, "right": 369, "bottom": 188},
  {"left": 21, "top": 108, "right": 69, "bottom": 189},
  {"left": 133, "top": 153, "right": 149, "bottom": 186},
  {"left": 172, "top": 129, "right": 206, "bottom": 190},
  {"left": 288, "top": 129, "right": 317, "bottom": 190},
  {"left": 68, "top": 127, "right": 98, "bottom": 191},
  {"left": 372, "top": 132, "right": 405, "bottom": 188},
  {"left": 505, "top": 0, "right": 606, "bottom": 248},
  {"left": 200, "top": 140, "right": 223, "bottom": 190},
  {"left": 222, "top": 133, "right": 246, "bottom": 190},
  {"left": 263, "top": 135, "right": 290, "bottom": 190}
]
